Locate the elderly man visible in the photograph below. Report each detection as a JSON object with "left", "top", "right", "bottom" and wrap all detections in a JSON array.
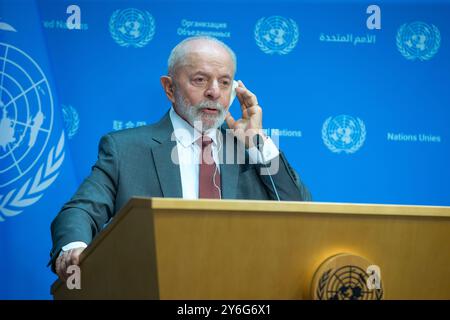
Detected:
[{"left": 51, "top": 36, "right": 311, "bottom": 280}]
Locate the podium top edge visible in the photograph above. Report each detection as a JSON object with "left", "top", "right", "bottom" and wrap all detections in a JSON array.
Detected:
[{"left": 128, "top": 197, "right": 450, "bottom": 218}]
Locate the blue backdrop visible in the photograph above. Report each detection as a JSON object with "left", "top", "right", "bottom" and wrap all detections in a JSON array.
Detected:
[{"left": 1, "top": 0, "right": 449, "bottom": 299}]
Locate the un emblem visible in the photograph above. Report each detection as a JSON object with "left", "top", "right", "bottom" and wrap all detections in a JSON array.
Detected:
[
  {"left": 254, "top": 16, "right": 299, "bottom": 55},
  {"left": 109, "top": 8, "right": 156, "bottom": 48},
  {"left": 311, "top": 253, "right": 383, "bottom": 300},
  {"left": 0, "top": 42, "right": 65, "bottom": 221},
  {"left": 322, "top": 115, "right": 366, "bottom": 154},
  {"left": 396, "top": 21, "right": 440, "bottom": 61},
  {"left": 62, "top": 104, "right": 79, "bottom": 139}
]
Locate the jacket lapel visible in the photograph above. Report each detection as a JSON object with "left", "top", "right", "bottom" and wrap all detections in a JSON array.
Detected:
[{"left": 151, "top": 112, "right": 183, "bottom": 198}]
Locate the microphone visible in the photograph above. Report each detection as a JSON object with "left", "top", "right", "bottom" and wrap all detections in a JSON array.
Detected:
[{"left": 253, "top": 134, "right": 281, "bottom": 201}]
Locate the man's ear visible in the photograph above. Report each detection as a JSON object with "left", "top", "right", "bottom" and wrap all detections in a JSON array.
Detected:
[{"left": 160, "top": 76, "right": 175, "bottom": 103}]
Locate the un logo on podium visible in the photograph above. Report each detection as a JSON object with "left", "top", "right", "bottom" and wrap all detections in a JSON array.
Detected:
[
  {"left": 322, "top": 115, "right": 366, "bottom": 154},
  {"left": 396, "top": 21, "right": 440, "bottom": 61},
  {"left": 0, "top": 42, "right": 65, "bottom": 221},
  {"left": 311, "top": 253, "right": 383, "bottom": 300},
  {"left": 109, "top": 8, "right": 156, "bottom": 48},
  {"left": 254, "top": 16, "right": 299, "bottom": 55}
]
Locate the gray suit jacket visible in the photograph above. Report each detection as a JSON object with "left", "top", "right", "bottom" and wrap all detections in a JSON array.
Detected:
[{"left": 50, "top": 112, "right": 311, "bottom": 269}]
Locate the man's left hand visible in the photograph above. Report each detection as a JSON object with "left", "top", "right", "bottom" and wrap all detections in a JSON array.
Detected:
[{"left": 225, "top": 80, "right": 266, "bottom": 148}]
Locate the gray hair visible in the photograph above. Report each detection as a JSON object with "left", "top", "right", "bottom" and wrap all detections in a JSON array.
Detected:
[{"left": 167, "top": 36, "right": 237, "bottom": 76}]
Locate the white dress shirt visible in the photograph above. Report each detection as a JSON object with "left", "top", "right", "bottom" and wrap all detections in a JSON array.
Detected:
[{"left": 61, "top": 107, "right": 280, "bottom": 252}]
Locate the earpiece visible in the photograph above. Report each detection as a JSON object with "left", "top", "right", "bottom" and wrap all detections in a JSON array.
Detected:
[{"left": 229, "top": 80, "right": 238, "bottom": 107}]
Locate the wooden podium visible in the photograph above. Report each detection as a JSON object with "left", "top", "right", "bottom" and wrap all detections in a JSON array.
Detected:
[{"left": 51, "top": 197, "right": 450, "bottom": 300}]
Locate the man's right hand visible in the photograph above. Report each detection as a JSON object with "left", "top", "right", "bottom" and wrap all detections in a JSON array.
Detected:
[{"left": 55, "top": 247, "right": 85, "bottom": 281}]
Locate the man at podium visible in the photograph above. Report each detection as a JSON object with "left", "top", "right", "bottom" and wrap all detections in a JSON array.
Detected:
[{"left": 50, "top": 36, "right": 311, "bottom": 281}]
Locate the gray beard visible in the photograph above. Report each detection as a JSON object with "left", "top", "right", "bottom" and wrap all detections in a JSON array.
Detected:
[{"left": 174, "top": 89, "right": 227, "bottom": 132}]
